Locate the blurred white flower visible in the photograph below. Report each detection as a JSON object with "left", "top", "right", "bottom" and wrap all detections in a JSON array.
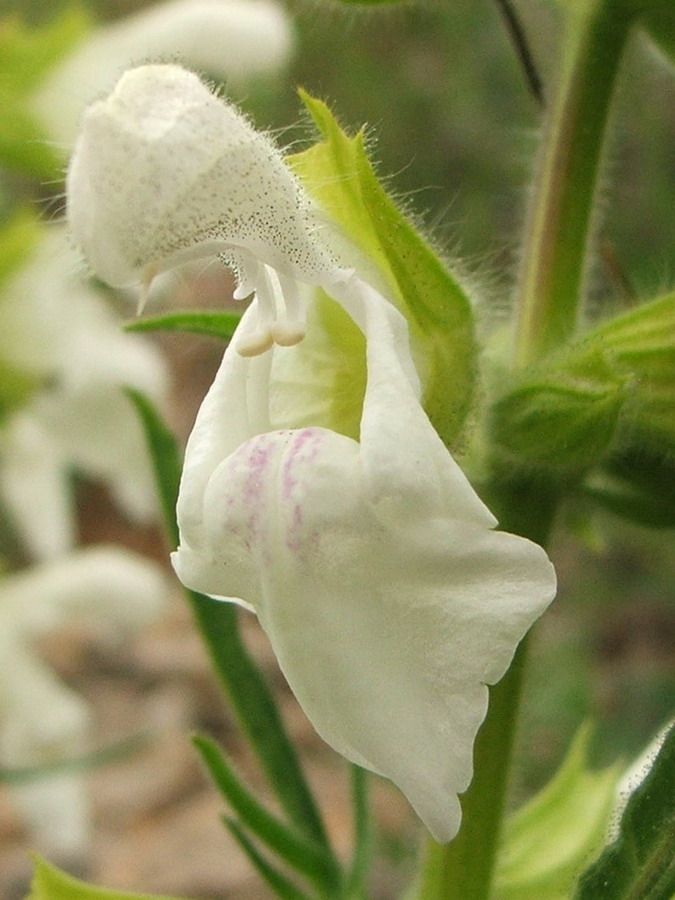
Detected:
[
  {"left": 0, "top": 226, "right": 169, "bottom": 559},
  {"left": 0, "top": 546, "right": 168, "bottom": 856},
  {"left": 31, "top": 0, "right": 294, "bottom": 150},
  {"left": 66, "top": 64, "right": 557, "bottom": 842}
]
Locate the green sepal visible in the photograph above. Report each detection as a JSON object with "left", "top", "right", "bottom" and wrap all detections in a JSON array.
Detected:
[
  {"left": 289, "top": 92, "right": 477, "bottom": 448},
  {"left": 25, "top": 856, "right": 187, "bottom": 900},
  {"left": 494, "top": 723, "right": 623, "bottom": 900},
  {"left": 124, "top": 310, "right": 241, "bottom": 342},
  {"left": 0, "top": 6, "right": 90, "bottom": 176},
  {"left": 587, "top": 293, "right": 675, "bottom": 448},
  {"left": 574, "top": 722, "right": 675, "bottom": 900},
  {"left": 492, "top": 349, "right": 626, "bottom": 469},
  {"left": 493, "top": 292, "right": 675, "bottom": 473},
  {"left": 193, "top": 735, "right": 342, "bottom": 893}
]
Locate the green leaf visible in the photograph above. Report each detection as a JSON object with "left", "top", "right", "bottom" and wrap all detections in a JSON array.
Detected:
[
  {"left": 26, "top": 856, "right": 187, "bottom": 900},
  {"left": 129, "top": 391, "right": 332, "bottom": 851},
  {"left": 193, "top": 735, "right": 341, "bottom": 893},
  {"left": 125, "top": 389, "right": 182, "bottom": 547},
  {"left": 289, "top": 92, "right": 477, "bottom": 448},
  {"left": 494, "top": 723, "right": 623, "bottom": 900},
  {"left": 574, "top": 723, "right": 675, "bottom": 900},
  {"left": 0, "top": 6, "right": 90, "bottom": 176},
  {"left": 124, "top": 310, "right": 241, "bottom": 341},
  {"left": 225, "top": 820, "right": 312, "bottom": 900}
]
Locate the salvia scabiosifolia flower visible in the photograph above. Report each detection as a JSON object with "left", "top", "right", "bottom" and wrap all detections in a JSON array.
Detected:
[{"left": 66, "top": 64, "right": 557, "bottom": 842}]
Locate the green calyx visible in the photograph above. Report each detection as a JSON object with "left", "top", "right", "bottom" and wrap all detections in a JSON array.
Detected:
[
  {"left": 493, "top": 292, "right": 675, "bottom": 474},
  {"left": 289, "top": 92, "right": 478, "bottom": 450}
]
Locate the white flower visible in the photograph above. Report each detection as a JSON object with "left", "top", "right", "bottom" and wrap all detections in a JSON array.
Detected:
[
  {"left": 66, "top": 65, "right": 557, "bottom": 841},
  {"left": 31, "top": 0, "right": 294, "bottom": 150},
  {"left": 0, "top": 546, "right": 168, "bottom": 855},
  {"left": 0, "top": 226, "right": 169, "bottom": 559}
]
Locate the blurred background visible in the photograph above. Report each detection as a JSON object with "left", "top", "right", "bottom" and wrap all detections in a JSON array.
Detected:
[{"left": 0, "top": 0, "right": 673, "bottom": 897}]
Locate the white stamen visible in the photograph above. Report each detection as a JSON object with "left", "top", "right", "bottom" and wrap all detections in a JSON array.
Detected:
[{"left": 235, "top": 264, "right": 307, "bottom": 357}]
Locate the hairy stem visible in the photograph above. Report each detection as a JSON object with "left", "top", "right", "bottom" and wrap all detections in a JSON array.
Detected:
[{"left": 515, "top": 0, "right": 634, "bottom": 365}]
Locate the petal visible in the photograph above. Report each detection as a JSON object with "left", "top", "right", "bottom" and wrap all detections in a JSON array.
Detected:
[
  {"left": 173, "top": 424, "right": 555, "bottom": 841},
  {"left": 332, "top": 275, "right": 497, "bottom": 528},
  {"left": 3, "top": 546, "right": 168, "bottom": 637}
]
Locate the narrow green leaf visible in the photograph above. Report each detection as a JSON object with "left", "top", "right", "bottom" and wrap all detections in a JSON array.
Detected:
[
  {"left": 188, "top": 593, "right": 332, "bottom": 850},
  {"left": 194, "top": 735, "right": 341, "bottom": 892},
  {"left": 125, "top": 389, "right": 182, "bottom": 547},
  {"left": 0, "top": 733, "right": 150, "bottom": 785},
  {"left": 124, "top": 310, "right": 241, "bottom": 341},
  {"left": 494, "top": 723, "right": 623, "bottom": 900},
  {"left": 26, "top": 855, "right": 187, "bottom": 900},
  {"left": 225, "top": 820, "right": 313, "bottom": 900},
  {"left": 345, "top": 766, "right": 372, "bottom": 899},
  {"left": 129, "top": 391, "right": 332, "bottom": 850},
  {"left": 289, "top": 92, "right": 477, "bottom": 448},
  {"left": 574, "top": 724, "right": 675, "bottom": 900}
]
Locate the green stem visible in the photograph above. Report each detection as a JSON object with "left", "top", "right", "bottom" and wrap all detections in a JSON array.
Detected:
[
  {"left": 515, "top": 0, "right": 634, "bottom": 365},
  {"left": 418, "top": 4, "right": 637, "bottom": 897}
]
